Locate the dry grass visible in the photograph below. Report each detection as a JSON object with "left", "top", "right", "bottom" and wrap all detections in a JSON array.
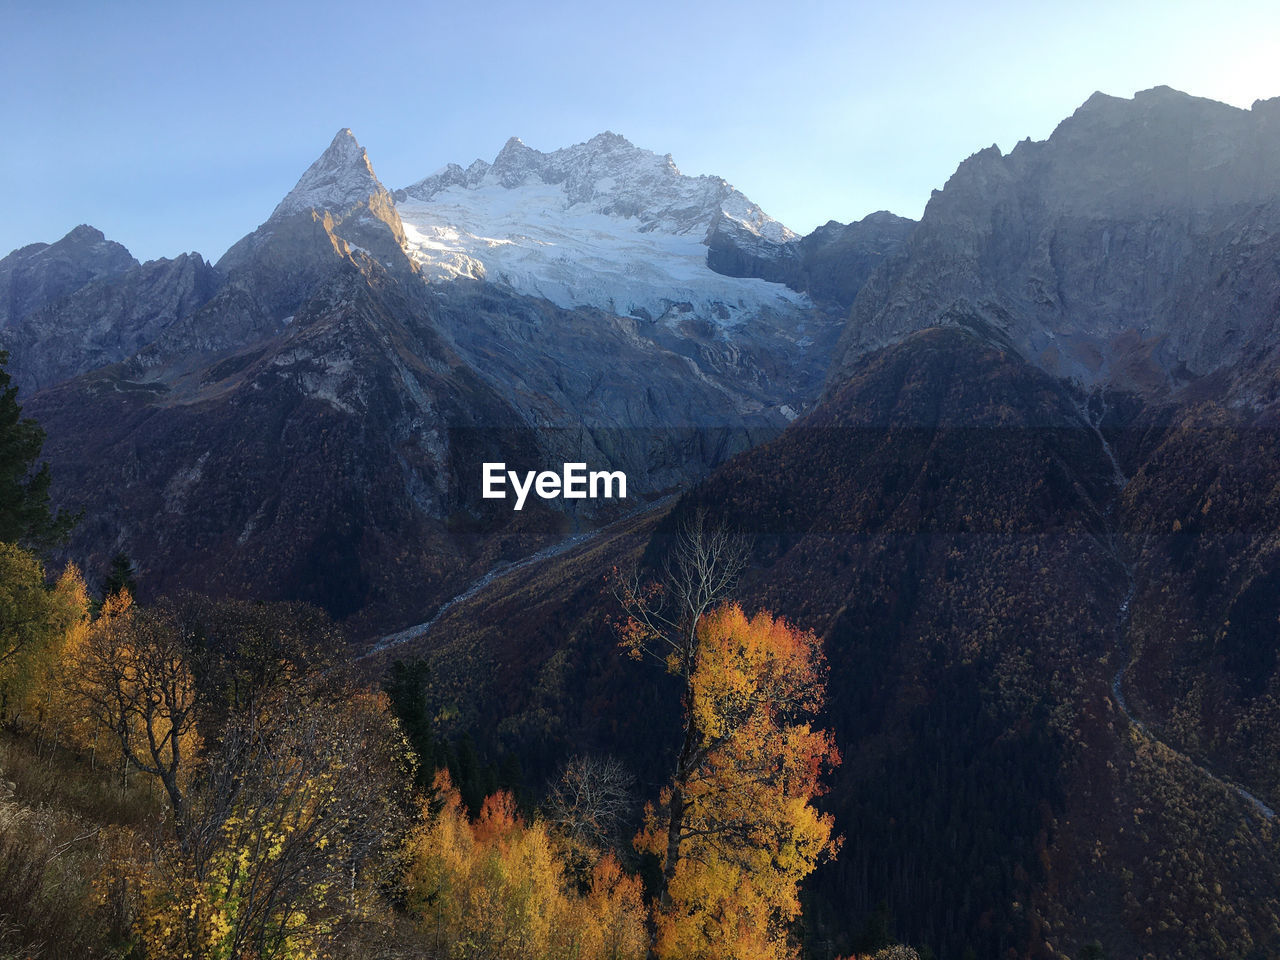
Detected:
[
  {"left": 0, "top": 729, "right": 159, "bottom": 959},
  {"left": 1, "top": 734, "right": 163, "bottom": 830}
]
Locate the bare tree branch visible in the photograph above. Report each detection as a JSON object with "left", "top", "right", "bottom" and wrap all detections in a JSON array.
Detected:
[{"left": 612, "top": 507, "right": 750, "bottom": 677}]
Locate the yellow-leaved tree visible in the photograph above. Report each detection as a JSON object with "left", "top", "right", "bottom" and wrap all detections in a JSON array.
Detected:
[
  {"left": 617, "top": 512, "right": 840, "bottom": 960},
  {"left": 635, "top": 603, "right": 840, "bottom": 959},
  {"left": 72, "top": 591, "right": 203, "bottom": 833},
  {"left": 0, "top": 543, "right": 88, "bottom": 722},
  {"left": 134, "top": 689, "right": 412, "bottom": 960},
  {"left": 403, "top": 771, "right": 647, "bottom": 960}
]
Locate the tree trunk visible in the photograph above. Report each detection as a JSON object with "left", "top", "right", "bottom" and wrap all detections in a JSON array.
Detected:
[
  {"left": 162, "top": 772, "right": 189, "bottom": 853},
  {"left": 659, "top": 685, "right": 699, "bottom": 910},
  {"left": 658, "top": 636, "right": 702, "bottom": 909},
  {"left": 660, "top": 781, "right": 685, "bottom": 910}
]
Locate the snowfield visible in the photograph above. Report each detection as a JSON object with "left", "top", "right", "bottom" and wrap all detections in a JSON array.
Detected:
[{"left": 394, "top": 133, "right": 810, "bottom": 328}]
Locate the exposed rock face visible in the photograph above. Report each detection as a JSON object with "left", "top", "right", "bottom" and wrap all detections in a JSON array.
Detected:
[
  {"left": 792, "top": 211, "right": 916, "bottom": 307},
  {"left": 707, "top": 210, "right": 916, "bottom": 308},
  {"left": 702, "top": 208, "right": 802, "bottom": 285},
  {"left": 0, "top": 225, "right": 137, "bottom": 330},
  {"left": 830, "top": 87, "right": 1280, "bottom": 396},
  {"left": 3, "top": 253, "right": 222, "bottom": 394},
  {"left": 33, "top": 261, "right": 550, "bottom": 631},
  {"left": 270, "top": 128, "right": 390, "bottom": 220},
  {"left": 701, "top": 209, "right": 921, "bottom": 308},
  {"left": 421, "top": 280, "right": 818, "bottom": 494},
  {"left": 214, "top": 129, "right": 415, "bottom": 331}
]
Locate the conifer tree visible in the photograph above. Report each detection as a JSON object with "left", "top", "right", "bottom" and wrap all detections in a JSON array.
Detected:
[
  {"left": 0, "top": 350, "right": 75, "bottom": 549},
  {"left": 102, "top": 552, "right": 137, "bottom": 599}
]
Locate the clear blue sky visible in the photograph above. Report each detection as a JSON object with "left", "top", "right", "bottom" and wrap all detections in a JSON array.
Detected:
[{"left": 4, "top": 0, "right": 1277, "bottom": 263}]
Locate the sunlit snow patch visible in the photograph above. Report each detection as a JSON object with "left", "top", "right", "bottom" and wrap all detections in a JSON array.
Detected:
[{"left": 394, "top": 134, "right": 810, "bottom": 328}]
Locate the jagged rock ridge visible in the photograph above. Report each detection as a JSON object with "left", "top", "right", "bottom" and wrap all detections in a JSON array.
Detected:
[
  {"left": 4, "top": 252, "right": 221, "bottom": 394},
  {"left": 832, "top": 86, "right": 1280, "bottom": 397},
  {"left": 0, "top": 225, "right": 137, "bottom": 330}
]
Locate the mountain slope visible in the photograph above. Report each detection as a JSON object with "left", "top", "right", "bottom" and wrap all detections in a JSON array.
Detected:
[
  {"left": 33, "top": 259, "right": 558, "bottom": 629},
  {"left": 1113, "top": 390, "right": 1280, "bottom": 818},
  {"left": 388, "top": 325, "right": 1280, "bottom": 959},
  {"left": 831, "top": 87, "right": 1280, "bottom": 397},
  {"left": 370, "top": 89, "right": 1280, "bottom": 959}
]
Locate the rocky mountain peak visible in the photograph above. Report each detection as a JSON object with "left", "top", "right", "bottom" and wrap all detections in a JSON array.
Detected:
[
  {"left": 62, "top": 224, "right": 108, "bottom": 244},
  {"left": 212, "top": 128, "right": 414, "bottom": 331},
  {"left": 49, "top": 223, "right": 135, "bottom": 260},
  {"left": 831, "top": 85, "right": 1280, "bottom": 397},
  {"left": 488, "top": 135, "right": 543, "bottom": 187},
  {"left": 270, "top": 128, "right": 389, "bottom": 220},
  {"left": 585, "top": 130, "right": 633, "bottom": 148},
  {"left": 0, "top": 224, "right": 138, "bottom": 330}
]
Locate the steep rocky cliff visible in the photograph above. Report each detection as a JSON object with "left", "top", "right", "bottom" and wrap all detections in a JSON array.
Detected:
[
  {"left": 3, "top": 252, "right": 222, "bottom": 394},
  {"left": 0, "top": 224, "right": 138, "bottom": 330},
  {"left": 707, "top": 209, "right": 915, "bottom": 308},
  {"left": 831, "top": 87, "right": 1280, "bottom": 397}
]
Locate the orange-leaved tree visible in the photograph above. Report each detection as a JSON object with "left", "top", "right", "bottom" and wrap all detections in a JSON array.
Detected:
[{"left": 617, "top": 513, "right": 840, "bottom": 960}]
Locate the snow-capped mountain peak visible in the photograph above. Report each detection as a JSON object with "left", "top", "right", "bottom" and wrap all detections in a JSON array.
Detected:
[
  {"left": 489, "top": 136, "right": 543, "bottom": 187},
  {"left": 271, "top": 128, "right": 388, "bottom": 220},
  {"left": 218, "top": 129, "right": 412, "bottom": 292},
  {"left": 394, "top": 132, "right": 806, "bottom": 326},
  {"left": 400, "top": 131, "right": 792, "bottom": 240}
]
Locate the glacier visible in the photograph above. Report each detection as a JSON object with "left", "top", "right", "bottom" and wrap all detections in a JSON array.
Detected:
[{"left": 394, "top": 132, "right": 811, "bottom": 328}]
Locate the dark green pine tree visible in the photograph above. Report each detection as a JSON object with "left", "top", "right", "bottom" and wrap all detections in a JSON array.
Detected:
[
  {"left": 102, "top": 552, "right": 138, "bottom": 599},
  {"left": 0, "top": 350, "right": 76, "bottom": 549},
  {"left": 384, "top": 657, "right": 446, "bottom": 786}
]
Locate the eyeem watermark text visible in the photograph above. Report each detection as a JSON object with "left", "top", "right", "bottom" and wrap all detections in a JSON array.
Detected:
[{"left": 482, "top": 462, "right": 627, "bottom": 511}]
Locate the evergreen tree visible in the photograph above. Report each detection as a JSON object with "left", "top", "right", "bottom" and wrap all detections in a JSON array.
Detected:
[
  {"left": 384, "top": 657, "right": 444, "bottom": 785},
  {"left": 102, "top": 552, "right": 138, "bottom": 599},
  {"left": 0, "top": 351, "right": 75, "bottom": 549}
]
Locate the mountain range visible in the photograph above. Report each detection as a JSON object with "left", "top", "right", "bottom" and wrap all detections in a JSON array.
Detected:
[
  {"left": 5, "top": 85, "right": 1280, "bottom": 958},
  {"left": 0, "top": 127, "right": 910, "bottom": 629}
]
